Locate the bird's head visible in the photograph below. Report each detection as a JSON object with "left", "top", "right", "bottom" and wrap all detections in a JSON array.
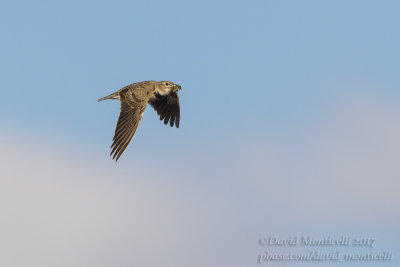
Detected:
[{"left": 155, "top": 81, "right": 181, "bottom": 95}]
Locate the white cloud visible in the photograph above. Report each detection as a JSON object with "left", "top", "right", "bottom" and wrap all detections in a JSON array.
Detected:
[
  {"left": 236, "top": 92, "right": 400, "bottom": 228},
  {"left": 0, "top": 132, "right": 230, "bottom": 267}
]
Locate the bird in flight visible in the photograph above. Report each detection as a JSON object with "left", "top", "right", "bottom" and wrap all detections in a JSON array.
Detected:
[{"left": 98, "top": 80, "right": 181, "bottom": 161}]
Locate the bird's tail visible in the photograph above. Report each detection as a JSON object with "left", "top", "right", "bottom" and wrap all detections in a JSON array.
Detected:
[{"left": 97, "top": 92, "right": 120, "bottom": 102}]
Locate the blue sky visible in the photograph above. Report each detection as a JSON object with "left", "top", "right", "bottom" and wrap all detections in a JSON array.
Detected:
[
  {"left": 1, "top": 1, "right": 399, "bottom": 266},
  {"left": 2, "top": 0, "right": 399, "bottom": 140}
]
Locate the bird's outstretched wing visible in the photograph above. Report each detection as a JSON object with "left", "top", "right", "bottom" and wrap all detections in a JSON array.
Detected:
[
  {"left": 110, "top": 91, "right": 147, "bottom": 161},
  {"left": 149, "top": 92, "right": 180, "bottom": 128}
]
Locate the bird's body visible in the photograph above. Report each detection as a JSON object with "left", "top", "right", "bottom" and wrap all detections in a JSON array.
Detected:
[{"left": 98, "top": 80, "right": 181, "bottom": 161}]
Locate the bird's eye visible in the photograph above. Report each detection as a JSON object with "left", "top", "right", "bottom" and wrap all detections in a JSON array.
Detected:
[{"left": 165, "top": 82, "right": 170, "bottom": 86}]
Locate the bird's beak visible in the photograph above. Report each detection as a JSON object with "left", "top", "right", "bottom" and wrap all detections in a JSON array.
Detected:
[{"left": 176, "top": 84, "right": 182, "bottom": 90}]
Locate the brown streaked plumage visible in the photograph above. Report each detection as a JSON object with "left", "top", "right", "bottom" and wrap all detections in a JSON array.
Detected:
[{"left": 98, "top": 80, "right": 181, "bottom": 161}]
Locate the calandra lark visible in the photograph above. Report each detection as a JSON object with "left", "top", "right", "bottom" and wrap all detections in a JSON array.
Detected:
[{"left": 98, "top": 80, "right": 181, "bottom": 161}]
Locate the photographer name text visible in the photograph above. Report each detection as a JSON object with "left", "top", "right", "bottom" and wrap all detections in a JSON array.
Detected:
[{"left": 259, "top": 236, "right": 375, "bottom": 248}]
